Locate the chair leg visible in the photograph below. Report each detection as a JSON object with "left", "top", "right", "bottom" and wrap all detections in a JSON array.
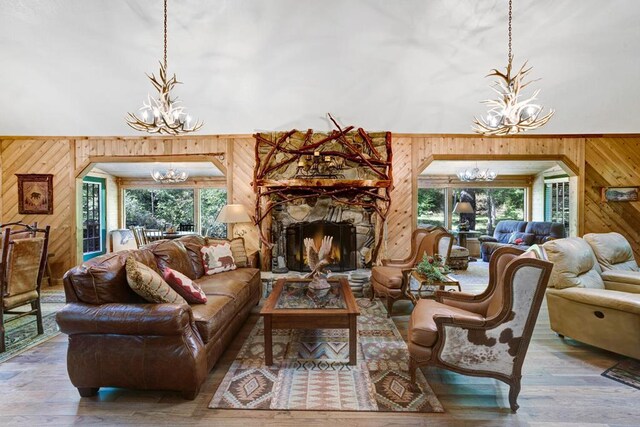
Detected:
[
  {"left": 0, "top": 309, "right": 5, "bottom": 353},
  {"left": 369, "top": 283, "right": 376, "bottom": 301},
  {"left": 386, "top": 297, "right": 395, "bottom": 318},
  {"left": 32, "top": 300, "right": 44, "bottom": 335},
  {"left": 508, "top": 378, "right": 521, "bottom": 413}
]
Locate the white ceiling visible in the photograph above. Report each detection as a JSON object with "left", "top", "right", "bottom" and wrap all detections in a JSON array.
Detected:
[
  {"left": 422, "top": 160, "right": 560, "bottom": 176},
  {"left": 1, "top": 0, "right": 639, "bottom": 136},
  {"left": 94, "top": 162, "right": 223, "bottom": 178}
]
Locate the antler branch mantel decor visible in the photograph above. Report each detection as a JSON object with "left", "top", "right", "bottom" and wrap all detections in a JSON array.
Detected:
[{"left": 252, "top": 115, "right": 393, "bottom": 269}]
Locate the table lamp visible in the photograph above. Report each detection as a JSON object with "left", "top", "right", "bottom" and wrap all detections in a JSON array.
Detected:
[
  {"left": 453, "top": 202, "right": 474, "bottom": 231},
  {"left": 216, "top": 204, "right": 252, "bottom": 237}
]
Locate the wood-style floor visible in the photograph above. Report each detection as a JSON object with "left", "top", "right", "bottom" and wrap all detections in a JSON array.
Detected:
[{"left": 1, "top": 283, "right": 639, "bottom": 426}]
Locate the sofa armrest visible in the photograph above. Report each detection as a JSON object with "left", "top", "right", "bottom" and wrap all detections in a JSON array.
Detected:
[
  {"left": 247, "top": 250, "right": 260, "bottom": 268},
  {"left": 56, "top": 302, "right": 193, "bottom": 336},
  {"left": 602, "top": 270, "right": 640, "bottom": 293},
  {"left": 478, "top": 235, "right": 497, "bottom": 243}
]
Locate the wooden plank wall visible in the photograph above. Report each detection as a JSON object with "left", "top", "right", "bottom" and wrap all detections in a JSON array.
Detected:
[
  {"left": 0, "top": 139, "right": 74, "bottom": 281},
  {"left": 1, "top": 134, "right": 638, "bottom": 282},
  {"left": 584, "top": 136, "right": 640, "bottom": 261}
]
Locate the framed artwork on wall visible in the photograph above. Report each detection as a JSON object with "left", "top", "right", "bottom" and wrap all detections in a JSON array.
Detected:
[
  {"left": 16, "top": 174, "right": 54, "bottom": 214},
  {"left": 600, "top": 186, "right": 639, "bottom": 203}
]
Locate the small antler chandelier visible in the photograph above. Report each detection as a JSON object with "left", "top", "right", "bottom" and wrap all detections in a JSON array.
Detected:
[
  {"left": 472, "top": 0, "right": 554, "bottom": 136},
  {"left": 151, "top": 167, "right": 188, "bottom": 183},
  {"left": 126, "top": 0, "right": 203, "bottom": 135},
  {"left": 457, "top": 163, "right": 498, "bottom": 182}
]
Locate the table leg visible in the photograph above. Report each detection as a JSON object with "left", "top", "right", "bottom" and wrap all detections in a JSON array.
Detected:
[
  {"left": 349, "top": 315, "right": 357, "bottom": 365},
  {"left": 264, "top": 315, "right": 273, "bottom": 366}
]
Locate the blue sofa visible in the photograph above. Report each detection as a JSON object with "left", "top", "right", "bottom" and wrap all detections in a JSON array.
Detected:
[{"left": 479, "top": 220, "right": 565, "bottom": 262}]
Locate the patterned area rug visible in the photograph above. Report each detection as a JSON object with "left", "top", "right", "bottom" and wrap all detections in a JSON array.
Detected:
[
  {"left": 602, "top": 359, "right": 640, "bottom": 390},
  {"left": 209, "top": 298, "right": 444, "bottom": 412},
  {"left": 0, "top": 290, "right": 64, "bottom": 363}
]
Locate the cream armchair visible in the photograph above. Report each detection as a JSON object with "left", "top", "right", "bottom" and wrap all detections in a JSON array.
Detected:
[{"left": 543, "top": 237, "right": 640, "bottom": 359}]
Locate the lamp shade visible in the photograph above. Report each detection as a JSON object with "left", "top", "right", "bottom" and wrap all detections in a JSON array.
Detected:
[
  {"left": 216, "top": 204, "right": 252, "bottom": 224},
  {"left": 453, "top": 202, "right": 474, "bottom": 214}
]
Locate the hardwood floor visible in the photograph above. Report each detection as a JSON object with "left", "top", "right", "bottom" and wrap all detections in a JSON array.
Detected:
[{"left": 1, "top": 283, "right": 638, "bottom": 426}]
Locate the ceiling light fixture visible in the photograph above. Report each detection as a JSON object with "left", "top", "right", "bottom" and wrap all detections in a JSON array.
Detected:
[
  {"left": 472, "top": 0, "right": 554, "bottom": 135},
  {"left": 457, "top": 163, "right": 498, "bottom": 182},
  {"left": 151, "top": 166, "right": 189, "bottom": 183},
  {"left": 126, "top": 0, "right": 203, "bottom": 135}
]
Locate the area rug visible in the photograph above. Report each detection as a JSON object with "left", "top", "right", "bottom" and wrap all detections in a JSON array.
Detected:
[
  {"left": 209, "top": 298, "right": 444, "bottom": 412},
  {"left": 0, "top": 290, "right": 65, "bottom": 363},
  {"left": 602, "top": 359, "right": 640, "bottom": 390}
]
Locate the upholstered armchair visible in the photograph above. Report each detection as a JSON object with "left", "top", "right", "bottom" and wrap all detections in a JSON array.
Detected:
[
  {"left": 371, "top": 227, "right": 453, "bottom": 317},
  {"left": 0, "top": 222, "right": 51, "bottom": 353},
  {"left": 407, "top": 246, "right": 553, "bottom": 412},
  {"left": 543, "top": 237, "right": 640, "bottom": 359}
]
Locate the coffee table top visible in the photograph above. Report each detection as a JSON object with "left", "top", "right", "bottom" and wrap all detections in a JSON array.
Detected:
[{"left": 261, "top": 277, "right": 359, "bottom": 315}]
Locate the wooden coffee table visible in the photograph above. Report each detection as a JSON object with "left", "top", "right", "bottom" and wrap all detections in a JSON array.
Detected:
[{"left": 260, "top": 277, "right": 360, "bottom": 365}]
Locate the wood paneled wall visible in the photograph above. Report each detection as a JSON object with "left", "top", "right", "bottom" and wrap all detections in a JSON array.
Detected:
[
  {"left": 584, "top": 136, "right": 640, "bottom": 261},
  {"left": 1, "top": 134, "right": 638, "bottom": 282}
]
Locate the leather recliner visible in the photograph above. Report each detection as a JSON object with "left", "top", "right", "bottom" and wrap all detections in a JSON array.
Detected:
[{"left": 543, "top": 236, "right": 640, "bottom": 359}]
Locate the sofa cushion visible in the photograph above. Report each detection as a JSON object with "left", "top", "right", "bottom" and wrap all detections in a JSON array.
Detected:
[
  {"left": 409, "top": 299, "right": 483, "bottom": 347},
  {"left": 191, "top": 295, "right": 237, "bottom": 343},
  {"left": 151, "top": 240, "right": 197, "bottom": 280},
  {"left": 371, "top": 266, "right": 404, "bottom": 289},
  {"left": 195, "top": 268, "right": 260, "bottom": 299},
  {"left": 508, "top": 232, "right": 535, "bottom": 246},
  {"left": 525, "top": 221, "right": 565, "bottom": 244},
  {"left": 543, "top": 238, "right": 604, "bottom": 290},
  {"left": 163, "top": 267, "right": 207, "bottom": 304},
  {"left": 125, "top": 258, "right": 186, "bottom": 304},
  {"left": 176, "top": 235, "right": 207, "bottom": 278},
  {"left": 66, "top": 249, "right": 159, "bottom": 304},
  {"left": 584, "top": 232, "right": 639, "bottom": 272},
  {"left": 201, "top": 242, "right": 237, "bottom": 275},
  {"left": 547, "top": 287, "right": 640, "bottom": 315},
  {"left": 493, "top": 220, "right": 528, "bottom": 244}
]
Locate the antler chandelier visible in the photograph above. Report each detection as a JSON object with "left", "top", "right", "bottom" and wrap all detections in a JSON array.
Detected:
[
  {"left": 457, "top": 163, "right": 498, "bottom": 182},
  {"left": 472, "top": 0, "right": 554, "bottom": 135},
  {"left": 126, "top": 0, "right": 203, "bottom": 135},
  {"left": 151, "top": 167, "right": 188, "bottom": 183}
]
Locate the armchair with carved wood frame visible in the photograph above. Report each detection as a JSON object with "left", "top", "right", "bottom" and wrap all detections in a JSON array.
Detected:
[
  {"left": 370, "top": 227, "right": 453, "bottom": 316},
  {"left": 407, "top": 246, "right": 553, "bottom": 412}
]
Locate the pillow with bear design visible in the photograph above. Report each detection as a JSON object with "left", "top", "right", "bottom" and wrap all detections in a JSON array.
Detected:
[{"left": 201, "top": 241, "right": 237, "bottom": 275}]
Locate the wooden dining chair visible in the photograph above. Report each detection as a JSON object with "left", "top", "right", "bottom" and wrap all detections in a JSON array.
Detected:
[
  {"left": 129, "top": 226, "right": 148, "bottom": 247},
  {"left": 143, "top": 229, "right": 164, "bottom": 242},
  {"left": 0, "top": 222, "right": 51, "bottom": 353}
]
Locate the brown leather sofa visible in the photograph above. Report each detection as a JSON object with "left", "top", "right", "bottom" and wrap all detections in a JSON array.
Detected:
[{"left": 56, "top": 235, "right": 260, "bottom": 399}]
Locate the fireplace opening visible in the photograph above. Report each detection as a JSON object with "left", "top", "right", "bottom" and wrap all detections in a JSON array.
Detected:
[{"left": 286, "top": 220, "right": 357, "bottom": 272}]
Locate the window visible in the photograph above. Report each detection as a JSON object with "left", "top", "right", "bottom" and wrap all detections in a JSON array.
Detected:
[
  {"left": 200, "top": 188, "right": 228, "bottom": 238},
  {"left": 545, "top": 179, "right": 570, "bottom": 233},
  {"left": 82, "top": 177, "right": 106, "bottom": 260},
  {"left": 124, "top": 187, "right": 228, "bottom": 236},
  {"left": 452, "top": 188, "right": 525, "bottom": 235},
  {"left": 417, "top": 188, "right": 446, "bottom": 228},
  {"left": 125, "top": 188, "right": 195, "bottom": 229}
]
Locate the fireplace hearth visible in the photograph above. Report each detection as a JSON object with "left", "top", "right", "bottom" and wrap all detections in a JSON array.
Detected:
[{"left": 286, "top": 220, "right": 357, "bottom": 272}]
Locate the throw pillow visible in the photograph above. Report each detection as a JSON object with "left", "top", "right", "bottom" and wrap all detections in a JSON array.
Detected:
[
  {"left": 125, "top": 257, "right": 186, "bottom": 304},
  {"left": 201, "top": 242, "right": 237, "bottom": 275},
  {"left": 163, "top": 267, "right": 208, "bottom": 304},
  {"left": 206, "top": 237, "right": 249, "bottom": 267}
]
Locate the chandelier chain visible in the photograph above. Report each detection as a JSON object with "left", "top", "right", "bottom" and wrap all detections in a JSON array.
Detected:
[
  {"left": 508, "top": 0, "right": 513, "bottom": 67},
  {"left": 163, "top": 0, "right": 168, "bottom": 70}
]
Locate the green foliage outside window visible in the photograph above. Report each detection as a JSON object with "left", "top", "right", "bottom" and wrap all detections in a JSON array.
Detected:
[
  {"left": 200, "top": 188, "right": 227, "bottom": 238},
  {"left": 125, "top": 188, "right": 195, "bottom": 229}
]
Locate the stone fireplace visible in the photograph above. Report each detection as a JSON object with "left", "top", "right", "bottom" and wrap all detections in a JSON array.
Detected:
[{"left": 269, "top": 197, "right": 375, "bottom": 273}]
